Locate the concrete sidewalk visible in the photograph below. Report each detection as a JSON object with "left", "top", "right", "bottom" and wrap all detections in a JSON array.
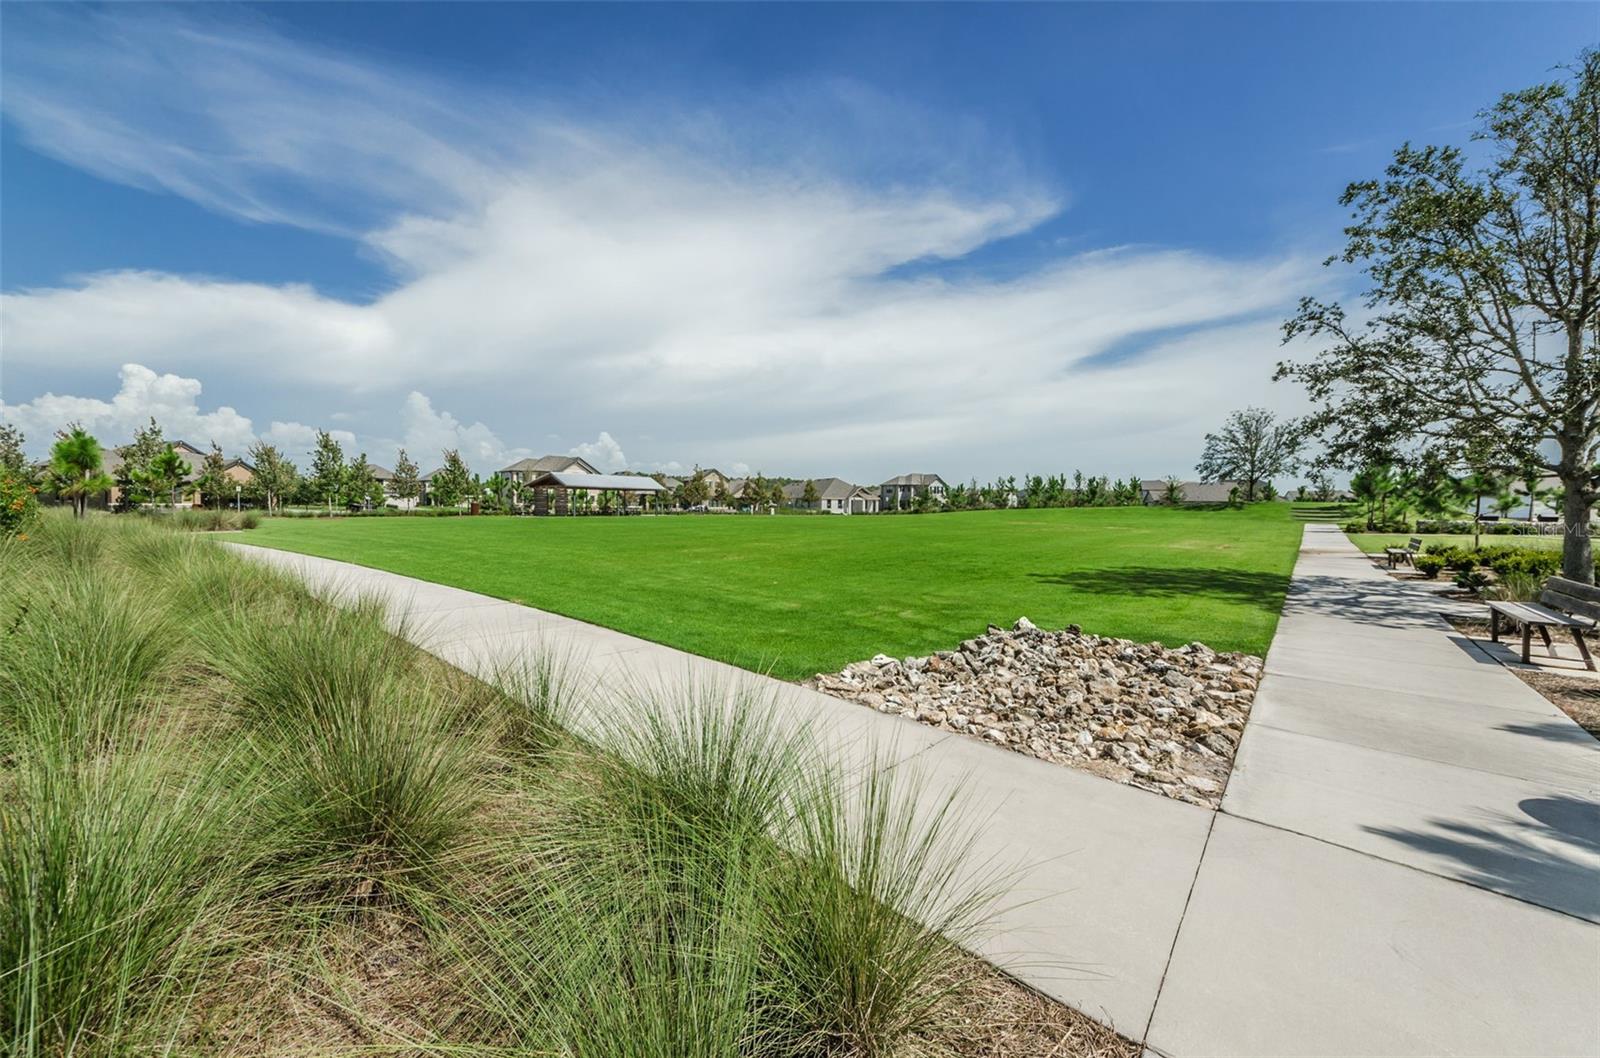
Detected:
[
  {"left": 231, "top": 528, "right": 1600, "bottom": 1056},
  {"left": 1146, "top": 525, "right": 1600, "bottom": 1057}
]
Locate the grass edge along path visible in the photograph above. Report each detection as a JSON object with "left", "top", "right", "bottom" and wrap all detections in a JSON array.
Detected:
[{"left": 245, "top": 505, "right": 1306, "bottom": 680}]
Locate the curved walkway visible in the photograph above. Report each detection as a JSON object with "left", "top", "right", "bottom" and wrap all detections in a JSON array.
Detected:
[{"left": 230, "top": 524, "right": 1599, "bottom": 1057}]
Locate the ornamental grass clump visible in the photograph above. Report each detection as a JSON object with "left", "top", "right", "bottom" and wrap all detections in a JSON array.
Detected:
[
  {"left": 461, "top": 677, "right": 1005, "bottom": 1058},
  {"left": 208, "top": 597, "right": 485, "bottom": 893},
  {"left": 0, "top": 564, "right": 179, "bottom": 759},
  {"left": 0, "top": 745, "right": 248, "bottom": 1057},
  {"left": 463, "top": 677, "right": 807, "bottom": 1054},
  {"left": 765, "top": 763, "right": 1005, "bottom": 1057}
]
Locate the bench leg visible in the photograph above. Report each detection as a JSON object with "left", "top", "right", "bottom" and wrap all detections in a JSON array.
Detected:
[
  {"left": 1490, "top": 609, "right": 1500, "bottom": 642},
  {"left": 1521, "top": 623, "right": 1532, "bottom": 665},
  {"left": 1538, "top": 624, "right": 1555, "bottom": 656},
  {"left": 1573, "top": 628, "right": 1596, "bottom": 672}
]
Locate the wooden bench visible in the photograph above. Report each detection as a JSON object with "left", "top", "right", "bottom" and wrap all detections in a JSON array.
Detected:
[
  {"left": 1384, "top": 537, "right": 1422, "bottom": 569},
  {"left": 1487, "top": 576, "right": 1599, "bottom": 670}
]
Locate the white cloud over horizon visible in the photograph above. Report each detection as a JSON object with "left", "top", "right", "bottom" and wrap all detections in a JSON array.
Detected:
[{"left": 0, "top": 8, "right": 1325, "bottom": 484}]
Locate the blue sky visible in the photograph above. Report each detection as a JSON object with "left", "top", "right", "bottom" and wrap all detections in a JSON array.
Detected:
[{"left": 2, "top": 3, "right": 1594, "bottom": 480}]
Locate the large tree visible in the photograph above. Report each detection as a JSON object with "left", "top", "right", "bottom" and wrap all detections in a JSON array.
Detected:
[
  {"left": 148, "top": 444, "right": 189, "bottom": 508},
  {"left": 1196, "top": 407, "right": 1301, "bottom": 501},
  {"left": 391, "top": 448, "right": 421, "bottom": 512},
  {"left": 195, "top": 442, "right": 230, "bottom": 510},
  {"left": 680, "top": 468, "right": 710, "bottom": 508},
  {"left": 429, "top": 449, "right": 472, "bottom": 509},
  {"left": 309, "top": 431, "right": 347, "bottom": 512},
  {"left": 49, "top": 425, "right": 113, "bottom": 518},
  {"left": 246, "top": 441, "right": 297, "bottom": 515},
  {"left": 115, "top": 417, "right": 166, "bottom": 509},
  {"left": 0, "top": 424, "right": 29, "bottom": 480},
  {"left": 347, "top": 453, "right": 381, "bottom": 510},
  {"left": 1279, "top": 50, "right": 1600, "bottom": 582}
]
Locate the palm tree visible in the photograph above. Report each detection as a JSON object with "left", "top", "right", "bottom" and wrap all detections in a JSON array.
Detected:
[
  {"left": 1491, "top": 487, "right": 1522, "bottom": 524},
  {"left": 1518, "top": 469, "right": 1553, "bottom": 523},
  {"left": 49, "top": 425, "right": 113, "bottom": 518}
]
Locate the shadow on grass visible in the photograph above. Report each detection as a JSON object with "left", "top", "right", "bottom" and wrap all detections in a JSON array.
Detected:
[
  {"left": 1026, "top": 567, "right": 1290, "bottom": 613},
  {"left": 1361, "top": 794, "right": 1600, "bottom": 921}
]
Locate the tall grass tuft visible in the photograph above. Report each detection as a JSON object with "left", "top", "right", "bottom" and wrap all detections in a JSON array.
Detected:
[
  {"left": 463, "top": 677, "right": 806, "bottom": 1055},
  {"left": 766, "top": 763, "right": 1005, "bottom": 1056},
  {"left": 464, "top": 644, "right": 588, "bottom": 761},
  {"left": 210, "top": 596, "right": 483, "bottom": 892},
  {"left": 0, "top": 565, "right": 179, "bottom": 759},
  {"left": 0, "top": 745, "right": 246, "bottom": 1056},
  {"left": 462, "top": 678, "right": 1003, "bottom": 1057}
]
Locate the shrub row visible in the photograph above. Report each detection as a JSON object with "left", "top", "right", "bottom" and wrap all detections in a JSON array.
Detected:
[{"left": 1413, "top": 542, "right": 1598, "bottom": 584}]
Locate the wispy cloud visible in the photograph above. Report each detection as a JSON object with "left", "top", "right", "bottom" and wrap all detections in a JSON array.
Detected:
[{"left": 1, "top": 7, "right": 1321, "bottom": 481}]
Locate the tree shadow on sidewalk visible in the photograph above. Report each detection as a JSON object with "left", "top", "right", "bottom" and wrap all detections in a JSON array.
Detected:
[{"left": 1361, "top": 793, "right": 1600, "bottom": 921}]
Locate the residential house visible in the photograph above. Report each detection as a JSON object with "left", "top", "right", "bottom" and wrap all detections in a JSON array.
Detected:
[
  {"left": 85, "top": 439, "right": 229, "bottom": 509},
  {"left": 498, "top": 455, "right": 600, "bottom": 483},
  {"left": 220, "top": 458, "right": 255, "bottom": 507},
  {"left": 879, "top": 473, "right": 948, "bottom": 510},
  {"left": 1139, "top": 479, "right": 1243, "bottom": 505},
  {"left": 781, "top": 477, "right": 881, "bottom": 514}
]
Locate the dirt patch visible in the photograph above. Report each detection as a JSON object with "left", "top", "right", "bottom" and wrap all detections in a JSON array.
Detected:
[
  {"left": 1446, "top": 616, "right": 1600, "bottom": 741},
  {"left": 935, "top": 954, "right": 1140, "bottom": 1058}
]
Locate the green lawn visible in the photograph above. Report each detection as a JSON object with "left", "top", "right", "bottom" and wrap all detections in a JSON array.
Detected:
[
  {"left": 1346, "top": 532, "right": 1562, "bottom": 555},
  {"left": 245, "top": 505, "right": 1306, "bottom": 680}
]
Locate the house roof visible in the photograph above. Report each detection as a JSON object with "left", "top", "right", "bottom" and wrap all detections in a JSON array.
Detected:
[
  {"left": 880, "top": 473, "right": 946, "bottom": 488},
  {"left": 499, "top": 455, "right": 600, "bottom": 475},
  {"left": 781, "top": 478, "right": 863, "bottom": 501},
  {"left": 527, "top": 471, "right": 668, "bottom": 492},
  {"left": 1141, "top": 479, "right": 1243, "bottom": 503},
  {"left": 367, "top": 463, "right": 394, "bottom": 480}
]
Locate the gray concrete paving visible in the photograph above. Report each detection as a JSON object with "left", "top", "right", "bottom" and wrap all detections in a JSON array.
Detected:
[
  {"left": 232, "top": 529, "right": 1600, "bottom": 1056},
  {"left": 1220, "top": 526, "right": 1600, "bottom": 920},
  {"left": 1148, "top": 525, "right": 1600, "bottom": 1056},
  {"left": 1146, "top": 813, "right": 1600, "bottom": 1058}
]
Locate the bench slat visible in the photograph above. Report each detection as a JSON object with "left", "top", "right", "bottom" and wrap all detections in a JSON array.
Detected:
[
  {"left": 1487, "top": 601, "right": 1588, "bottom": 627},
  {"left": 1538, "top": 589, "right": 1600, "bottom": 622},
  {"left": 1549, "top": 577, "right": 1600, "bottom": 606}
]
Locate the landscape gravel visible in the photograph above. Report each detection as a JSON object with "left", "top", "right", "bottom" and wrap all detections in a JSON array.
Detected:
[{"left": 805, "top": 617, "right": 1262, "bottom": 807}]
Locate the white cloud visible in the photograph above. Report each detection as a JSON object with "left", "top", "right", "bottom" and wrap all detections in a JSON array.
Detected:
[
  {"left": 0, "top": 9, "right": 1328, "bottom": 484},
  {"left": 569, "top": 431, "right": 627, "bottom": 472},
  {"left": 261, "top": 421, "right": 356, "bottom": 458},
  {"left": 399, "top": 391, "right": 528, "bottom": 472},
  {"left": 1, "top": 363, "right": 253, "bottom": 453},
  {"left": 0, "top": 363, "right": 357, "bottom": 466}
]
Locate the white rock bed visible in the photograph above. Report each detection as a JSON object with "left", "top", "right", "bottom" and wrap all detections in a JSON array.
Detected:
[{"left": 805, "top": 618, "right": 1263, "bottom": 808}]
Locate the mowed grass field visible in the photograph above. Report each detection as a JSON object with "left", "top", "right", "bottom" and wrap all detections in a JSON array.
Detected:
[
  {"left": 247, "top": 505, "right": 1306, "bottom": 679},
  {"left": 1347, "top": 532, "right": 1563, "bottom": 554}
]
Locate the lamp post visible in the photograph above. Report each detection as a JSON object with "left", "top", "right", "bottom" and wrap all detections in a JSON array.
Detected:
[{"left": 235, "top": 484, "right": 241, "bottom": 512}]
